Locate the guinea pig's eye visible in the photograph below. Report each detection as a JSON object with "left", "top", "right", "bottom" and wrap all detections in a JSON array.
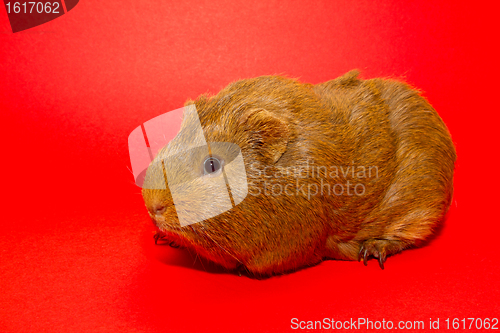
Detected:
[{"left": 203, "top": 157, "right": 222, "bottom": 175}]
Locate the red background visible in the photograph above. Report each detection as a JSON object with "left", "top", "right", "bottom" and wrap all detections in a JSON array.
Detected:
[{"left": 1, "top": 1, "right": 498, "bottom": 332}]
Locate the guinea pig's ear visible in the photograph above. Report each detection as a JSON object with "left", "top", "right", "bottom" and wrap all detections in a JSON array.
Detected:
[{"left": 239, "top": 108, "right": 289, "bottom": 164}]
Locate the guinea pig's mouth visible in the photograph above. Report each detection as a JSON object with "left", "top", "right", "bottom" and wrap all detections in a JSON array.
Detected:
[
  {"left": 159, "top": 224, "right": 184, "bottom": 233},
  {"left": 149, "top": 212, "right": 185, "bottom": 233}
]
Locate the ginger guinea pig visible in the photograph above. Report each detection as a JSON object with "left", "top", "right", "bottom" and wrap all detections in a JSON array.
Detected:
[{"left": 141, "top": 70, "right": 456, "bottom": 276}]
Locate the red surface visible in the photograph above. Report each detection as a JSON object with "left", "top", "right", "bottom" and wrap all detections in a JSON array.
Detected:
[{"left": 1, "top": 1, "right": 498, "bottom": 332}]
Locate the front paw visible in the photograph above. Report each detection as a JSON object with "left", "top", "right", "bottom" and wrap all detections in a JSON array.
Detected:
[{"left": 153, "top": 231, "right": 181, "bottom": 248}]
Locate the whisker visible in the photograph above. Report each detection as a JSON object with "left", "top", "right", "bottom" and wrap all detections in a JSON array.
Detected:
[
  {"left": 189, "top": 226, "right": 207, "bottom": 272},
  {"left": 126, "top": 165, "right": 134, "bottom": 176},
  {"left": 197, "top": 225, "right": 242, "bottom": 265}
]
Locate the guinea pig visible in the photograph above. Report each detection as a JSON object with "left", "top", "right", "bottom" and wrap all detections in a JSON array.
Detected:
[{"left": 141, "top": 70, "right": 456, "bottom": 276}]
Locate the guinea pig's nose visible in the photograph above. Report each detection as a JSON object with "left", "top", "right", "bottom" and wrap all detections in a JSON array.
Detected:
[{"left": 153, "top": 203, "right": 167, "bottom": 216}]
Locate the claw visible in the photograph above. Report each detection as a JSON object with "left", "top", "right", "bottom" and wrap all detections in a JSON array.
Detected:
[
  {"left": 169, "top": 241, "right": 180, "bottom": 248},
  {"left": 153, "top": 232, "right": 161, "bottom": 245},
  {"left": 153, "top": 232, "right": 168, "bottom": 245},
  {"left": 358, "top": 246, "right": 364, "bottom": 262},
  {"left": 379, "top": 252, "right": 387, "bottom": 270},
  {"left": 363, "top": 249, "right": 368, "bottom": 266},
  {"left": 378, "top": 255, "right": 385, "bottom": 270}
]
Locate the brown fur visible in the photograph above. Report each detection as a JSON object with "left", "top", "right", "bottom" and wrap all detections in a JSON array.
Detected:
[{"left": 142, "top": 70, "right": 456, "bottom": 276}]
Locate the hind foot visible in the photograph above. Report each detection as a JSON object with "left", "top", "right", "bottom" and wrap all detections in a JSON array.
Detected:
[{"left": 358, "top": 239, "right": 405, "bottom": 269}]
